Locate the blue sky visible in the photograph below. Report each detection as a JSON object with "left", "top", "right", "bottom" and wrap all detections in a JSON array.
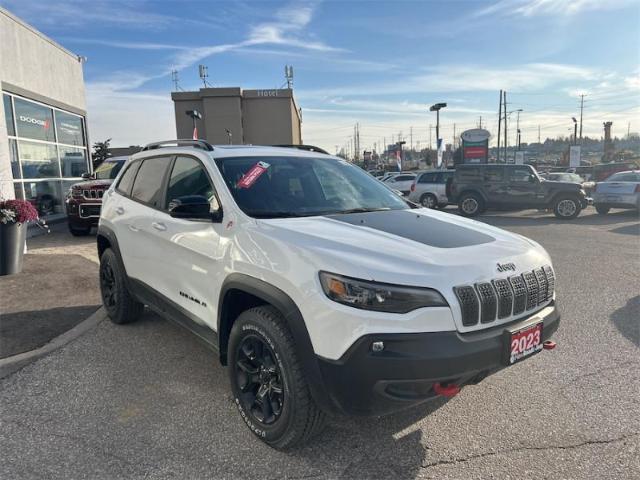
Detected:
[{"left": 3, "top": 0, "right": 639, "bottom": 152}]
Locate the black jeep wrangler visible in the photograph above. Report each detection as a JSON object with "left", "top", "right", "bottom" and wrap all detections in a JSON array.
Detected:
[{"left": 447, "top": 164, "right": 587, "bottom": 219}]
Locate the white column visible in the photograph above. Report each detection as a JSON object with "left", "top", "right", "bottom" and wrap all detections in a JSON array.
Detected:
[{"left": 0, "top": 95, "right": 16, "bottom": 199}]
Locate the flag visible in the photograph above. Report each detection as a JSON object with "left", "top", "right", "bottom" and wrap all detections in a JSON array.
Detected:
[
  {"left": 437, "top": 138, "right": 443, "bottom": 167},
  {"left": 395, "top": 149, "right": 402, "bottom": 171},
  {"left": 192, "top": 126, "right": 198, "bottom": 140}
]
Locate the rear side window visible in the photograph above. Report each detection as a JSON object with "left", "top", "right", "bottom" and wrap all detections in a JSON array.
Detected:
[
  {"left": 130, "top": 156, "right": 173, "bottom": 207},
  {"left": 508, "top": 167, "right": 533, "bottom": 183},
  {"left": 394, "top": 175, "right": 415, "bottom": 182},
  {"left": 116, "top": 160, "right": 141, "bottom": 195},
  {"left": 484, "top": 166, "right": 504, "bottom": 182},
  {"left": 456, "top": 167, "right": 480, "bottom": 182},
  {"left": 419, "top": 173, "right": 436, "bottom": 184}
]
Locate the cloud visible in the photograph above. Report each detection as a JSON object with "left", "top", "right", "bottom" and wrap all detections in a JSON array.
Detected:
[{"left": 474, "top": 0, "right": 637, "bottom": 17}]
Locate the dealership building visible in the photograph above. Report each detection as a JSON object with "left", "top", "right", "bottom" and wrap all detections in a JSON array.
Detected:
[
  {"left": 172, "top": 87, "right": 302, "bottom": 146},
  {"left": 0, "top": 8, "right": 89, "bottom": 221}
]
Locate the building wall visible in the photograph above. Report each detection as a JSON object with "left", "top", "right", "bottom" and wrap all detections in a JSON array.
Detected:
[
  {"left": 0, "top": 7, "right": 87, "bottom": 207},
  {"left": 172, "top": 87, "right": 301, "bottom": 146}
]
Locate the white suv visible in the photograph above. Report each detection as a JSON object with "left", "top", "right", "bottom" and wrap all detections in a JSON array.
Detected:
[{"left": 97, "top": 140, "right": 560, "bottom": 449}]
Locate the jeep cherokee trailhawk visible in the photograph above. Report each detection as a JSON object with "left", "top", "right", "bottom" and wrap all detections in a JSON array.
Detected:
[{"left": 97, "top": 140, "right": 560, "bottom": 449}]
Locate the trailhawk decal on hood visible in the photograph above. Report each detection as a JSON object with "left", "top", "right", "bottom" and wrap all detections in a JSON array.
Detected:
[{"left": 325, "top": 210, "right": 494, "bottom": 248}]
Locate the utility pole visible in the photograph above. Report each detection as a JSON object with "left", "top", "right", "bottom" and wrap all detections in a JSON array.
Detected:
[
  {"left": 453, "top": 123, "right": 456, "bottom": 150},
  {"left": 503, "top": 91, "right": 508, "bottom": 162},
  {"left": 516, "top": 110, "right": 521, "bottom": 151},
  {"left": 627, "top": 122, "right": 631, "bottom": 139},
  {"left": 429, "top": 125, "right": 432, "bottom": 151},
  {"left": 579, "top": 94, "right": 585, "bottom": 144},
  {"left": 478, "top": 116, "right": 483, "bottom": 129},
  {"left": 538, "top": 125, "right": 541, "bottom": 144},
  {"left": 410, "top": 126, "right": 413, "bottom": 152},
  {"left": 497, "top": 90, "right": 502, "bottom": 163}
]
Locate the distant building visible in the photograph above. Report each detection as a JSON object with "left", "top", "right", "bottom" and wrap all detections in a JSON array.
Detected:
[
  {"left": 108, "top": 146, "right": 142, "bottom": 157},
  {"left": 171, "top": 87, "right": 302, "bottom": 146},
  {"left": 1, "top": 7, "right": 89, "bottom": 222}
]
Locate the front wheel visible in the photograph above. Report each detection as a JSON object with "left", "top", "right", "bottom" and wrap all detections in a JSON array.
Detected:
[
  {"left": 595, "top": 205, "right": 610, "bottom": 215},
  {"left": 99, "top": 248, "right": 143, "bottom": 324},
  {"left": 553, "top": 196, "right": 582, "bottom": 219},
  {"left": 228, "top": 306, "right": 326, "bottom": 449},
  {"left": 458, "top": 193, "right": 484, "bottom": 217}
]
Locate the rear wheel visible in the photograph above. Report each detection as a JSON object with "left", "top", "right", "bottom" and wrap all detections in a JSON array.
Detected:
[
  {"left": 99, "top": 248, "right": 143, "bottom": 324},
  {"left": 420, "top": 193, "right": 438, "bottom": 209},
  {"left": 553, "top": 196, "right": 581, "bottom": 219},
  {"left": 458, "top": 193, "right": 484, "bottom": 217},
  {"left": 595, "top": 205, "right": 610, "bottom": 215},
  {"left": 228, "top": 306, "right": 325, "bottom": 449}
]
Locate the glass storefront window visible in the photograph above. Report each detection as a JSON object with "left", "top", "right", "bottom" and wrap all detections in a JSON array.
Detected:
[
  {"left": 22, "top": 181, "right": 63, "bottom": 217},
  {"left": 13, "top": 97, "right": 56, "bottom": 142},
  {"left": 59, "top": 146, "right": 88, "bottom": 177},
  {"left": 9, "top": 139, "right": 20, "bottom": 179},
  {"left": 3, "top": 94, "right": 15, "bottom": 136},
  {"left": 55, "top": 110, "right": 85, "bottom": 146},
  {"left": 13, "top": 182, "right": 25, "bottom": 200},
  {"left": 19, "top": 140, "right": 60, "bottom": 179}
]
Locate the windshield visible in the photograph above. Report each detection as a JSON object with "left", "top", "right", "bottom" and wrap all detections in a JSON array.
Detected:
[
  {"left": 94, "top": 160, "right": 125, "bottom": 180},
  {"left": 215, "top": 156, "right": 409, "bottom": 218}
]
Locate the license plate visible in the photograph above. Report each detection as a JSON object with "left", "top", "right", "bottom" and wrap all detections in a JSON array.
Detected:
[
  {"left": 504, "top": 322, "right": 543, "bottom": 365},
  {"left": 606, "top": 195, "right": 621, "bottom": 202}
]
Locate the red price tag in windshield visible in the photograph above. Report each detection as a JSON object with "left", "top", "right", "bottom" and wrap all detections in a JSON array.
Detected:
[{"left": 237, "top": 161, "right": 270, "bottom": 189}]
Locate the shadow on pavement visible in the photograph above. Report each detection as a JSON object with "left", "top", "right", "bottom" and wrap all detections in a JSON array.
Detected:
[
  {"left": 611, "top": 296, "right": 640, "bottom": 347},
  {"left": 475, "top": 209, "right": 639, "bottom": 227},
  {"left": 0, "top": 305, "right": 100, "bottom": 358}
]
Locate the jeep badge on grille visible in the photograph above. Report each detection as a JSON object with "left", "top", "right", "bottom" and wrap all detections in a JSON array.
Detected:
[{"left": 496, "top": 262, "right": 516, "bottom": 272}]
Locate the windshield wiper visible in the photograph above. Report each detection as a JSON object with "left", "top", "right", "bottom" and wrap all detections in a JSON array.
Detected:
[{"left": 329, "top": 207, "right": 392, "bottom": 215}]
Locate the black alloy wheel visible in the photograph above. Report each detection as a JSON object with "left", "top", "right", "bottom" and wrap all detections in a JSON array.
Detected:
[
  {"left": 100, "top": 260, "right": 118, "bottom": 310},
  {"left": 235, "top": 334, "right": 284, "bottom": 425}
]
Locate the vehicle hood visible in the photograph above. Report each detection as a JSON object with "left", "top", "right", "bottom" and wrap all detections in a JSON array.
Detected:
[
  {"left": 71, "top": 179, "right": 113, "bottom": 189},
  {"left": 255, "top": 208, "right": 550, "bottom": 288},
  {"left": 542, "top": 180, "right": 582, "bottom": 190}
]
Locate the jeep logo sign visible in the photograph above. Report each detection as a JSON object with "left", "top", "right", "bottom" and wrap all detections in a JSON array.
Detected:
[
  {"left": 19, "top": 115, "right": 50, "bottom": 129},
  {"left": 496, "top": 262, "right": 516, "bottom": 272}
]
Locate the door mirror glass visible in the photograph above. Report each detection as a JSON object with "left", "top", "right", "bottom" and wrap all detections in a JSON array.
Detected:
[
  {"left": 81, "top": 172, "right": 94, "bottom": 180},
  {"left": 528, "top": 174, "right": 537, "bottom": 183},
  {"left": 168, "top": 195, "right": 220, "bottom": 221}
]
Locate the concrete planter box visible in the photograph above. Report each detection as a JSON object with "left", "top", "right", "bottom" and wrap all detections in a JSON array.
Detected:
[{"left": 0, "top": 222, "right": 27, "bottom": 276}]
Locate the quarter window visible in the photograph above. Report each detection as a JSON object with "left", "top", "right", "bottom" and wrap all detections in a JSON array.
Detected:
[
  {"left": 484, "top": 167, "right": 504, "bottom": 182},
  {"left": 130, "top": 157, "right": 173, "bottom": 207},
  {"left": 116, "top": 160, "right": 141, "bottom": 195},
  {"left": 419, "top": 173, "right": 436, "bottom": 184}
]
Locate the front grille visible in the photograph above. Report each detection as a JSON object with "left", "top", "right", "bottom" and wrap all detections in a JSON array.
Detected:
[
  {"left": 475, "top": 282, "right": 497, "bottom": 323},
  {"left": 492, "top": 278, "right": 513, "bottom": 319},
  {"left": 455, "top": 265, "right": 554, "bottom": 328},
  {"left": 83, "top": 189, "right": 104, "bottom": 199},
  {"left": 453, "top": 286, "right": 479, "bottom": 326}
]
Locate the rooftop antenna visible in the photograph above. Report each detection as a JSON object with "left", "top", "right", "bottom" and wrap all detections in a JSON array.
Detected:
[
  {"left": 285, "top": 65, "right": 294, "bottom": 89},
  {"left": 198, "top": 64, "right": 210, "bottom": 88},
  {"left": 171, "top": 69, "right": 181, "bottom": 92}
]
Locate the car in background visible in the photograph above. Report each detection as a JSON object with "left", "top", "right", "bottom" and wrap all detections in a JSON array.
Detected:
[
  {"left": 408, "top": 170, "right": 455, "bottom": 208},
  {"left": 382, "top": 172, "right": 417, "bottom": 195},
  {"left": 380, "top": 171, "right": 402, "bottom": 182},
  {"left": 367, "top": 169, "right": 386, "bottom": 178},
  {"left": 544, "top": 172, "right": 595, "bottom": 199},
  {"left": 447, "top": 164, "right": 587, "bottom": 219},
  {"left": 65, "top": 156, "right": 127, "bottom": 235},
  {"left": 592, "top": 170, "right": 640, "bottom": 215}
]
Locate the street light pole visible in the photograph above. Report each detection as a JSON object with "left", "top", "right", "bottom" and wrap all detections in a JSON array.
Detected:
[
  {"left": 429, "top": 102, "right": 447, "bottom": 168},
  {"left": 572, "top": 117, "right": 578, "bottom": 146}
]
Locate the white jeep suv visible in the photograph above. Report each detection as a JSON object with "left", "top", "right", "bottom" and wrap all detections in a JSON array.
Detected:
[{"left": 97, "top": 140, "right": 560, "bottom": 449}]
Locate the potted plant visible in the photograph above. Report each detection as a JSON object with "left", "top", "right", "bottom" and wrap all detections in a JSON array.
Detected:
[{"left": 0, "top": 199, "right": 46, "bottom": 276}]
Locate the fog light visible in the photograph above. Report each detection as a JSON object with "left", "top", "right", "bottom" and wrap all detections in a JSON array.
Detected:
[{"left": 372, "top": 341, "right": 384, "bottom": 352}]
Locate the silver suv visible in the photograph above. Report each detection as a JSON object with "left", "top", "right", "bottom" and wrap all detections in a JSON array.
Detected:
[{"left": 408, "top": 170, "right": 455, "bottom": 208}]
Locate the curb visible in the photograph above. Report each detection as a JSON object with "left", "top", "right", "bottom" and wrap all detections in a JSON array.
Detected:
[{"left": 0, "top": 307, "right": 107, "bottom": 379}]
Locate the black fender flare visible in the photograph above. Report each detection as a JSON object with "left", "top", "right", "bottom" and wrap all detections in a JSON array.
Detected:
[{"left": 218, "top": 273, "right": 336, "bottom": 414}]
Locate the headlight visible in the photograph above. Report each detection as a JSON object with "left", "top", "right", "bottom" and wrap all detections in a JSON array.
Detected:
[{"left": 319, "top": 272, "right": 448, "bottom": 313}]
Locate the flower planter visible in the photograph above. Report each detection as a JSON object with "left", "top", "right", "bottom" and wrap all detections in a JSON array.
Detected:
[{"left": 0, "top": 221, "right": 27, "bottom": 276}]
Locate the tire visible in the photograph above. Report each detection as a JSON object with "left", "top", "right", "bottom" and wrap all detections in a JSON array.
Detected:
[
  {"left": 458, "top": 192, "right": 484, "bottom": 217},
  {"left": 595, "top": 205, "right": 610, "bottom": 215},
  {"left": 68, "top": 224, "right": 91, "bottom": 236},
  {"left": 553, "top": 196, "right": 582, "bottom": 219},
  {"left": 420, "top": 193, "right": 438, "bottom": 209},
  {"left": 228, "top": 306, "right": 326, "bottom": 449},
  {"left": 99, "top": 248, "right": 143, "bottom": 324}
]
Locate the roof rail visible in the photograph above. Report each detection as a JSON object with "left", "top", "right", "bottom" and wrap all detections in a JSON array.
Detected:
[
  {"left": 141, "top": 139, "right": 214, "bottom": 152},
  {"left": 272, "top": 144, "right": 330, "bottom": 155}
]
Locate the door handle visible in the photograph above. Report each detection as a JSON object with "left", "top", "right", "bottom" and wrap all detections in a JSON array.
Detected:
[
  {"left": 152, "top": 222, "right": 167, "bottom": 232},
  {"left": 128, "top": 224, "right": 139, "bottom": 232},
  {"left": 115, "top": 206, "right": 125, "bottom": 215}
]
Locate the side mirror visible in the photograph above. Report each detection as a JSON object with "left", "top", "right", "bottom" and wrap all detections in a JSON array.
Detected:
[
  {"left": 528, "top": 174, "right": 537, "bottom": 183},
  {"left": 168, "top": 195, "right": 222, "bottom": 221},
  {"left": 81, "top": 172, "right": 94, "bottom": 180}
]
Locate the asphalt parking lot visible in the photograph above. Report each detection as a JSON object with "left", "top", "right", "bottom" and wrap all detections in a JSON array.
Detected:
[{"left": 1, "top": 208, "right": 638, "bottom": 480}]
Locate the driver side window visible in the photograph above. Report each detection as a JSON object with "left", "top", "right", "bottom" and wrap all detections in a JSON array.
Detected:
[
  {"left": 165, "top": 156, "right": 218, "bottom": 210},
  {"left": 509, "top": 167, "right": 533, "bottom": 183}
]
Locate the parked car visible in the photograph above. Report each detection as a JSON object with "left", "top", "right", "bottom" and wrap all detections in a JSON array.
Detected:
[
  {"left": 447, "top": 164, "right": 588, "bottom": 219},
  {"left": 544, "top": 172, "right": 595, "bottom": 198},
  {"left": 97, "top": 140, "right": 560, "bottom": 449},
  {"left": 592, "top": 170, "right": 640, "bottom": 215},
  {"left": 383, "top": 172, "right": 417, "bottom": 195},
  {"left": 408, "top": 170, "right": 455, "bottom": 208},
  {"left": 65, "top": 156, "right": 127, "bottom": 235},
  {"left": 379, "top": 171, "right": 402, "bottom": 182}
]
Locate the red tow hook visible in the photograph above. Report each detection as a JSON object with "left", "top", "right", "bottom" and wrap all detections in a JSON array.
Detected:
[
  {"left": 433, "top": 383, "right": 461, "bottom": 398},
  {"left": 543, "top": 340, "right": 557, "bottom": 350}
]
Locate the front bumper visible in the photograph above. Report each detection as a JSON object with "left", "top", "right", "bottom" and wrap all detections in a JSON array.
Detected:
[{"left": 316, "top": 303, "right": 560, "bottom": 416}]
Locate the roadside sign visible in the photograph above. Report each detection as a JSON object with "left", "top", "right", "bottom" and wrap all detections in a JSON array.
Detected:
[
  {"left": 461, "top": 129, "right": 490, "bottom": 164},
  {"left": 515, "top": 151, "right": 525, "bottom": 165},
  {"left": 569, "top": 146, "right": 581, "bottom": 168}
]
